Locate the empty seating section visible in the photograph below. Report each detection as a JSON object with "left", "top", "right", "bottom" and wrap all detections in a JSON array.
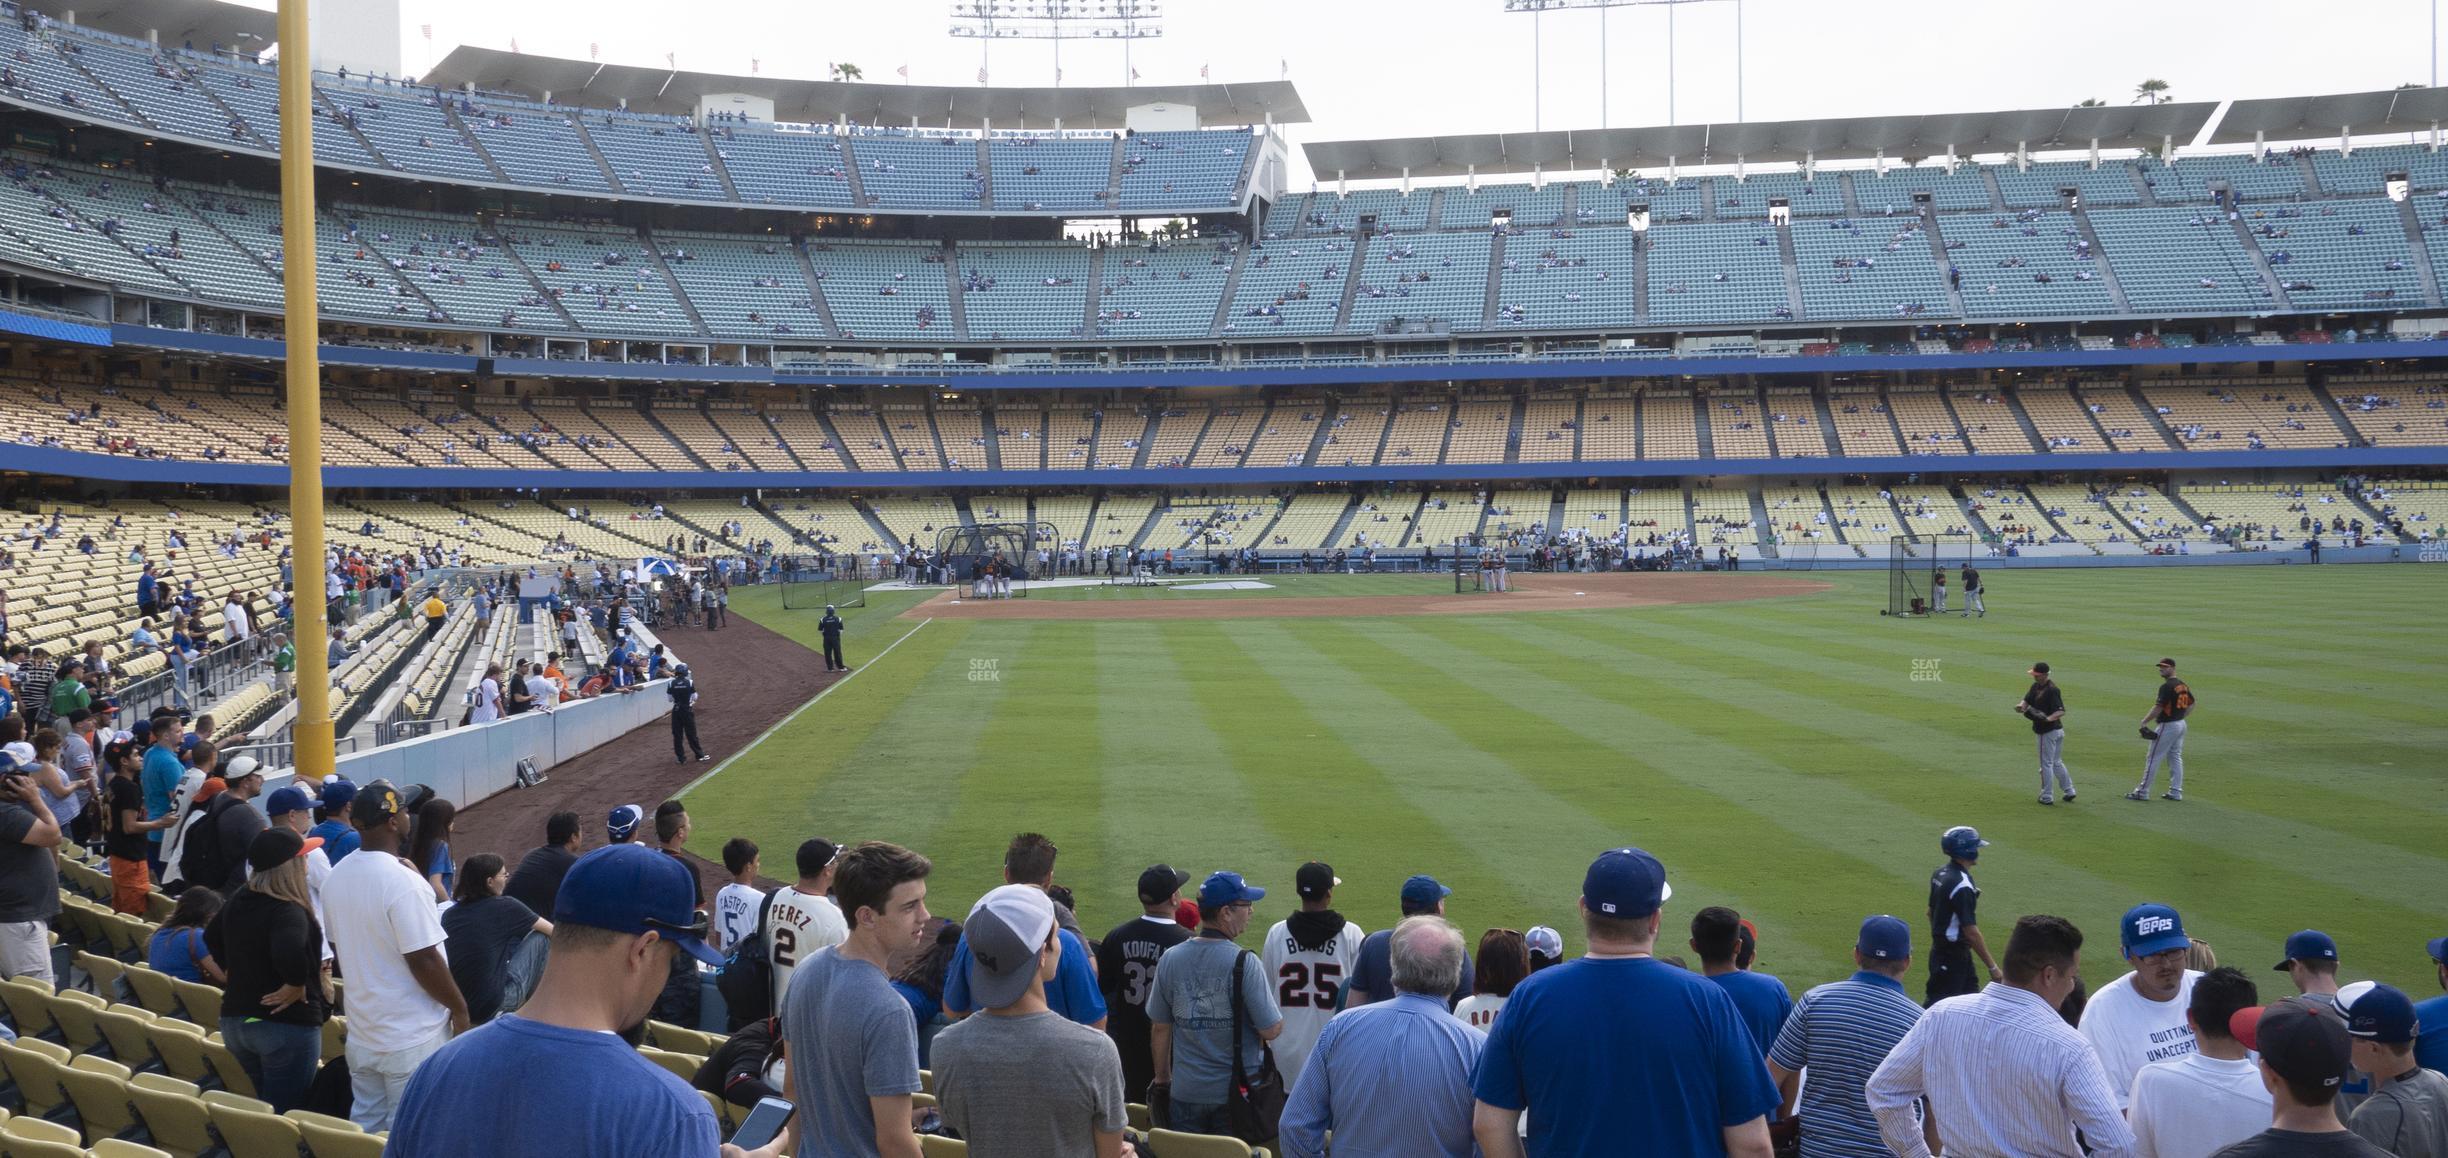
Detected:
[
  {"left": 808, "top": 241, "right": 952, "bottom": 342},
  {"left": 1581, "top": 177, "right": 1704, "bottom": 224},
  {"left": 1823, "top": 485, "right": 1907, "bottom": 542},
  {"left": 1239, "top": 400, "right": 1321, "bottom": 468},
  {"left": 1261, "top": 493, "right": 1350, "bottom": 548},
  {"left": 1716, "top": 172, "right": 1846, "bottom": 218},
  {"left": 988, "top": 137, "right": 1111, "bottom": 213},
  {"left": 1581, "top": 394, "right": 1638, "bottom": 459},
  {"left": 1625, "top": 487, "right": 1687, "bottom": 540},
  {"left": 2089, "top": 208, "right": 2272, "bottom": 313},
  {"left": 1162, "top": 494, "right": 1279, "bottom": 548},
  {"left": 932, "top": 406, "right": 990, "bottom": 471},
  {"left": 1083, "top": 496, "right": 1156, "bottom": 551},
  {"left": 463, "top": 100, "right": 615, "bottom": 193},
  {"left": 1038, "top": 404, "right": 1093, "bottom": 470},
  {"left": 589, "top": 407, "right": 697, "bottom": 470},
  {"left": 584, "top": 115, "right": 728, "bottom": 201},
  {"left": 1347, "top": 233, "right": 1492, "bottom": 333},
  {"left": 658, "top": 231, "right": 828, "bottom": 341},
  {"left": 2077, "top": 386, "right": 2174, "bottom": 452},
  {"left": 191, "top": 187, "right": 412, "bottom": 321},
  {"left": 320, "top": 82, "right": 497, "bottom": 183},
  {"left": 0, "top": 165, "right": 190, "bottom": 297},
  {"left": 56, "top": 29, "right": 235, "bottom": 142},
  {"left": 1033, "top": 496, "right": 1094, "bottom": 545},
  {"left": 1316, "top": 399, "right": 1391, "bottom": 468},
  {"left": 2328, "top": 373, "right": 2448, "bottom": 447},
  {"left": 1948, "top": 389, "right": 2038, "bottom": 455},
  {"left": 1764, "top": 482, "right": 1839, "bottom": 546},
  {"left": 763, "top": 497, "right": 880, "bottom": 552},
  {"left": 1854, "top": 167, "right": 1992, "bottom": 213},
  {"left": 2092, "top": 483, "right": 2195, "bottom": 542},
  {"left": 1142, "top": 404, "right": 1212, "bottom": 469},
  {"left": 2019, "top": 385, "right": 2104, "bottom": 450},
  {"left": 1689, "top": 486, "right": 1759, "bottom": 546},
  {"left": 1519, "top": 397, "right": 1579, "bottom": 463},
  {"left": 1994, "top": 161, "right": 2142, "bottom": 209},
  {"left": 865, "top": 494, "right": 960, "bottom": 549},
  {"left": 337, "top": 205, "right": 568, "bottom": 331},
  {"left": 876, "top": 404, "right": 941, "bottom": 470},
  {"left": 1117, "top": 130, "right": 1249, "bottom": 212},
  {"left": 1704, "top": 390, "right": 1771, "bottom": 458},
  {"left": 1378, "top": 400, "right": 1448, "bottom": 464},
  {"left": 1886, "top": 484, "right": 1972, "bottom": 540},
  {"left": 655, "top": 406, "right": 755, "bottom": 471},
  {"left": 1293, "top": 189, "right": 1429, "bottom": 236},
  {"left": 1407, "top": 492, "right": 1488, "bottom": 549},
  {"left": 501, "top": 220, "right": 697, "bottom": 337},
  {"left": 1095, "top": 240, "right": 1233, "bottom": 339},
  {"left": 959, "top": 243, "right": 1092, "bottom": 341},
  {"left": 2179, "top": 484, "right": 2361, "bottom": 546},
  {"left": 1496, "top": 230, "right": 1639, "bottom": 330},
  {"left": 1224, "top": 236, "right": 1347, "bottom": 335},
  {"left": 2246, "top": 199, "right": 2423, "bottom": 311},
  {"left": 1826, "top": 389, "right": 1902, "bottom": 456},
  {"left": 2172, "top": 153, "right": 2306, "bottom": 200},
  {"left": 525, "top": 398, "right": 654, "bottom": 470},
  {"left": 1639, "top": 392, "right": 1699, "bottom": 458},
  {"left": 195, "top": 62, "right": 297, "bottom": 154},
  {"left": 1093, "top": 408, "right": 1150, "bottom": 469},
  {"left": 1557, "top": 488, "right": 1621, "bottom": 539},
  {"left": 1646, "top": 222, "right": 1788, "bottom": 325},
  {"left": 0, "top": 20, "right": 148, "bottom": 131},
  {"left": 51, "top": 162, "right": 283, "bottom": 312},
  {"left": 717, "top": 125, "right": 858, "bottom": 208},
  {"left": 764, "top": 406, "right": 845, "bottom": 469},
  {"left": 1790, "top": 217, "right": 1953, "bottom": 321},
  {"left": 1946, "top": 210, "right": 2118, "bottom": 318},
  {"left": 1887, "top": 389, "right": 1968, "bottom": 455},
  {"left": 1449, "top": 182, "right": 1568, "bottom": 229},
  {"left": 1764, "top": 389, "right": 1827, "bottom": 456},
  {"left": 1190, "top": 405, "right": 1263, "bottom": 469},
  {"left": 846, "top": 134, "right": 983, "bottom": 210},
  {"left": 1481, "top": 489, "right": 1551, "bottom": 543},
  {"left": 2140, "top": 378, "right": 2347, "bottom": 450},
  {"left": 1444, "top": 398, "right": 1513, "bottom": 464},
  {"left": 2313, "top": 145, "right": 2448, "bottom": 193}
]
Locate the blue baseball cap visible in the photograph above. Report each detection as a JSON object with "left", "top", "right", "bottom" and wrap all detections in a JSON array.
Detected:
[
  {"left": 2121, "top": 903, "right": 2190, "bottom": 959},
  {"left": 264, "top": 785, "right": 315, "bottom": 817},
  {"left": 1857, "top": 915, "right": 1913, "bottom": 962},
  {"left": 551, "top": 844, "right": 723, "bottom": 966},
  {"left": 1198, "top": 871, "right": 1265, "bottom": 908},
  {"left": 607, "top": 804, "right": 645, "bottom": 842},
  {"left": 2337, "top": 980, "right": 2418, "bottom": 1044},
  {"left": 1583, "top": 848, "right": 1671, "bottom": 919},
  {"left": 2275, "top": 929, "right": 2339, "bottom": 972},
  {"left": 1399, "top": 874, "right": 1452, "bottom": 914},
  {"left": 2426, "top": 936, "right": 2448, "bottom": 966}
]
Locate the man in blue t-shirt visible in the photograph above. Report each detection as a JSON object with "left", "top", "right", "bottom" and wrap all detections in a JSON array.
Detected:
[
  {"left": 1690, "top": 905, "right": 1796, "bottom": 1060},
  {"left": 1473, "top": 848, "right": 1779, "bottom": 1158},
  {"left": 1346, "top": 874, "right": 1474, "bottom": 1009},
  {"left": 388, "top": 844, "right": 771, "bottom": 1158},
  {"left": 2417, "top": 935, "right": 2448, "bottom": 1075},
  {"left": 138, "top": 715, "right": 185, "bottom": 869},
  {"left": 309, "top": 779, "right": 361, "bottom": 865}
]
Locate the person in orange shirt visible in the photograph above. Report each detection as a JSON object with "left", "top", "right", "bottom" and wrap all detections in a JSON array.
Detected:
[{"left": 542, "top": 654, "right": 569, "bottom": 702}]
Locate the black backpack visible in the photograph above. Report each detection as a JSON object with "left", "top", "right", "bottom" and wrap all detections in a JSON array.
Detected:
[
  {"left": 716, "top": 890, "right": 779, "bottom": 1030},
  {"left": 176, "top": 794, "right": 242, "bottom": 893}
]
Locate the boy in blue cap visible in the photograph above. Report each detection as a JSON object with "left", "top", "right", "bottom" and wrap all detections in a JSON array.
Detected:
[
  {"left": 387, "top": 844, "right": 772, "bottom": 1157},
  {"left": 2080, "top": 902, "right": 2206, "bottom": 1108},
  {"left": 2340, "top": 981, "right": 2448, "bottom": 1155}
]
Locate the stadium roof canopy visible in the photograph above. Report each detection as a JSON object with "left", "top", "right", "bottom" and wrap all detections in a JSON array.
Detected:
[
  {"left": 422, "top": 46, "right": 1310, "bottom": 130},
  {"left": 1303, "top": 101, "right": 2223, "bottom": 178},
  {"left": 55, "top": 0, "right": 274, "bottom": 51},
  {"left": 2210, "top": 87, "right": 2448, "bottom": 143}
]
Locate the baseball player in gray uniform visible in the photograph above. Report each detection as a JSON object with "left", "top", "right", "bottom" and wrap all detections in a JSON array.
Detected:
[
  {"left": 2130, "top": 657, "right": 2194, "bottom": 802},
  {"left": 1930, "top": 566, "right": 1948, "bottom": 614},
  {"left": 1961, "top": 564, "right": 1985, "bottom": 618},
  {"left": 2016, "top": 661, "right": 2075, "bottom": 805}
]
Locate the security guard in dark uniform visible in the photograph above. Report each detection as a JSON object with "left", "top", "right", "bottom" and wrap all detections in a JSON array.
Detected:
[
  {"left": 819, "top": 605, "right": 847, "bottom": 672},
  {"left": 669, "top": 662, "right": 706, "bottom": 763}
]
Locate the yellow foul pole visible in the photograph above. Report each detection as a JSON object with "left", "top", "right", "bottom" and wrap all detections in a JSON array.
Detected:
[{"left": 278, "top": 0, "right": 333, "bottom": 783}]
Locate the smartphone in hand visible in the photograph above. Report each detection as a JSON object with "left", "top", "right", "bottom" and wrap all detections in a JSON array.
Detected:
[{"left": 730, "top": 1097, "right": 795, "bottom": 1151}]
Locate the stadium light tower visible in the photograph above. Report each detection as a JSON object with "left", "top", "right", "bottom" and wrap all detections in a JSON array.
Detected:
[
  {"left": 948, "top": 1, "right": 1165, "bottom": 89},
  {"left": 1503, "top": 0, "right": 1744, "bottom": 128}
]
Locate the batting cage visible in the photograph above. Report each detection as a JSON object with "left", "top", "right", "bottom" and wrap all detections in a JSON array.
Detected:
[
  {"left": 937, "top": 522, "right": 1057, "bottom": 599},
  {"left": 1452, "top": 544, "right": 1513, "bottom": 593},
  {"left": 781, "top": 571, "right": 869, "bottom": 611},
  {"left": 1885, "top": 534, "right": 1977, "bottom": 616}
]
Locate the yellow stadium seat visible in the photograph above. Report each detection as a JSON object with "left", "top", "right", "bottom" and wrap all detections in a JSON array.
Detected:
[
  {"left": 72, "top": 952, "right": 127, "bottom": 1004},
  {"left": 320, "top": 1016, "right": 347, "bottom": 1064},
  {"left": 920, "top": 1136, "right": 968, "bottom": 1157},
  {"left": 56, "top": 1055, "right": 138, "bottom": 1144},
  {"left": 91, "top": 1138, "right": 176, "bottom": 1158},
  {"left": 637, "top": 1048, "right": 702, "bottom": 1084},
  {"left": 294, "top": 1116, "right": 385, "bottom": 1158},
  {"left": 202, "top": 1099, "right": 299, "bottom": 1158},
  {"left": 0, "top": 1114, "right": 85, "bottom": 1158},
  {"left": 1128, "top": 1103, "right": 1151, "bottom": 1132},
  {"left": 142, "top": 894, "right": 176, "bottom": 924},
  {"left": 918, "top": 1068, "right": 935, "bottom": 1094},
  {"left": 100, "top": 917, "right": 149, "bottom": 963},
  {"left": 1146, "top": 1129, "right": 1268, "bottom": 1158},
  {"left": 168, "top": 980, "right": 222, "bottom": 1027},
  {"left": 194, "top": 1036, "right": 254, "bottom": 1097},
  {"left": 125, "top": 1073, "right": 214, "bottom": 1158},
  {"left": 138, "top": 1022, "right": 215, "bottom": 1091},
  {"left": 0, "top": 1038, "right": 73, "bottom": 1121},
  {"left": 41, "top": 991, "right": 107, "bottom": 1057},
  {"left": 91, "top": 1005, "right": 159, "bottom": 1070},
  {"left": 118, "top": 967, "right": 179, "bottom": 1020},
  {"left": 0, "top": 979, "right": 60, "bottom": 1043}
]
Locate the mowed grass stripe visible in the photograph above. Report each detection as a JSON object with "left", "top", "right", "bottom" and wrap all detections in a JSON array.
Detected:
[
  {"left": 1280, "top": 618, "right": 1906, "bottom": 981},
  {"left": 1385, "top": 614, "right": 2447, "bottom": 981}
]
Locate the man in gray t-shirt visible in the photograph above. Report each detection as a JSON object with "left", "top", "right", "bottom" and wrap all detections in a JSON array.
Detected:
[
  {"left": 781, "top": 842, "right": 933, "bottom": 1158},
  {"left": 932, "top": 885, "right": 1128, "bottom": 1158},
  {"left": 1148, "top": 871, "right": 1283, "bottom": 1136}
]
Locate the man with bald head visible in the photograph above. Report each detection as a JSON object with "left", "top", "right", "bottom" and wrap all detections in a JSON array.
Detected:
[{"left": 1279, "top": 916, "right": 1484, "bottom": 1158}]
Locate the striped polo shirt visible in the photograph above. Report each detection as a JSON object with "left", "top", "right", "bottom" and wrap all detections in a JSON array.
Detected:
[{"left": 1767, "top": 970, "right": 1925, "bottom": 1158}]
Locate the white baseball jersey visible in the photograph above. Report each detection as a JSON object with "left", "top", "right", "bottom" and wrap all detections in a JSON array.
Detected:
[
  {"left": 765, "top": 886, "right": 848, "bottom": 1008},
  {"left": 710, "top": 883, "right": 764, "bottom": 955},
  {"left": 1260, "top": 917, "right": 1367, "bottom": 1087}
]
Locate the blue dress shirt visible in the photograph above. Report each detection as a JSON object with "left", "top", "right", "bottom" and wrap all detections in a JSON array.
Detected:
[{"left": 1279, "top": 991, "right": 1485, "bottom": 1158}]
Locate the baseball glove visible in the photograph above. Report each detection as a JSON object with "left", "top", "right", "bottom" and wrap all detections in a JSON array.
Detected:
[{"left": 2139, "top": 727, "right": 2161, "bottom": 741}]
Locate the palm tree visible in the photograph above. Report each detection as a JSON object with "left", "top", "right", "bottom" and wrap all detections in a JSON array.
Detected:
[
  {"left": 2132, "top": 79, "right": 2170, "bottom": 105},
  {"left": 829, "top": 62, "right": 864, "bottom": 83},
  {"left": 2076, "top": 98, "right": 2107, "bottom": 108}
]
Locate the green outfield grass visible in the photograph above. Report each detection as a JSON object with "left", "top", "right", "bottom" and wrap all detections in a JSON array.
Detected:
[
  {"left": 688, "top": 566, "right": 2448, "bottom": 995},
  {"left": 1020, "top": 573, "right": 1458, "bottom": 602}
]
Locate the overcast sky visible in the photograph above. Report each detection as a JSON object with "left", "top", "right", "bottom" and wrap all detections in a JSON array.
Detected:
[{"left": 316, "top": 0, "right": 2440, "bottom": 180}]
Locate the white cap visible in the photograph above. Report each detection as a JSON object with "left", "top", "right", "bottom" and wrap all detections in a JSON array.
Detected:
[
  {"left": 222, "top": 755, "right": 262, "bottom": 780},
  {"left": 1, "top": 742, "right": 33, "bottom": 766}
]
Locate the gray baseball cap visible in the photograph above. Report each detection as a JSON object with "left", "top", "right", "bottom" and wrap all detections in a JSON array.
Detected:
[{"left": 964, "top": 885, "right": 1058, "bottom": 1010}]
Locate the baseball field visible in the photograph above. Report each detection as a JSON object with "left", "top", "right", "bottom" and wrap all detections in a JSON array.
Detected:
[{"left": 679, "top": 564, "right": 2446, "bottom": 993}]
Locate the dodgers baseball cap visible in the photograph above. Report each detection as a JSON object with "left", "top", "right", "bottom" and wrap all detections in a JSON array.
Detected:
[
  {"left": 2426, "top": 936, "right": 2448, "bottom": 966},
  {"left": 607, "top": 804, "right": 645, "bottom": 842},
  {"left": 1858, "top": 915, "right": 1913, "bottom": 962},
  {"left": 2337, "top": 981, "right": 2418, "bottom": 1043},
  {"left": 964, "top": 885, "right": 1059, "bottom": 1010},
  {"left": 317, "top": 778, "right": 358, "bottom": 812},
  {"left": 1583, "top": 848, "right": 1671, "bottom": 919},
  {"left": 2275, "top": 929, "right": 2339, "bottom": 971},
  {"left": 1399, "top": 874, "right": 1450, "bottom": 913},
  {"left": 1136, "top": 864, "right": 1191, "bottom": 905},
  {"left": 1197, "top": 871, "right": 1266, "bottom": 908},
  {"left": 552, "top": 844, "right": 724, "bottom": 966},
  {"left": 2232, "top": 997, "right": 2351, "bottom": 1089},
  {"left": 1525, "top": 926, "right": 1564, "bottom": 960},
  {"left": 1295, "top": 862, "right": 1341, "bottom": 901},
  {"left": 264, "top": 785, "right": 315, "bottom": 817},
  {"left": 2121, "top": 903, "right": 2190, "bottom": 959}
]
